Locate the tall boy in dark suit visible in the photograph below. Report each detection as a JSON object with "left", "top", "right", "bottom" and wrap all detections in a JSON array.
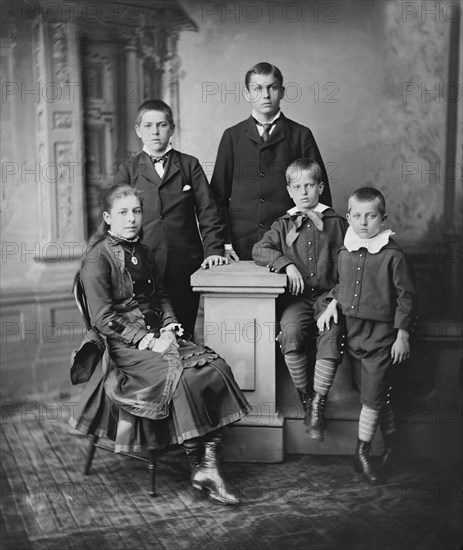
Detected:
[
  {"left": 115, "top": 100, "right": 227, "bottom": 335},
  {"left": 211, "top": 62, "right": 332, "bottom": 260}
]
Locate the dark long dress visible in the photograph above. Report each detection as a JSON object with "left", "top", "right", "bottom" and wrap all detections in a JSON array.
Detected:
[{"left": 69, "top": 234, "right": 250, "bottom": 452}]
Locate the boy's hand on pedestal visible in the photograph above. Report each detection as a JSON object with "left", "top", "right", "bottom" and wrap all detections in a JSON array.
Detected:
[
  {"left": 224, "top": 248, "right": 240, "bottom": 262},
  {"left": 201, "top": 255, "right": 230, "bottom": 269}
]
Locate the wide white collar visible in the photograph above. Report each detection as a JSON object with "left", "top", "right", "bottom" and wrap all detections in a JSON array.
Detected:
[
  {"left": 287, "top": 203, "right": 330, "bottom": 215},
  {"left": 344, "top": 227, "right": 394, "bottom": 254}
]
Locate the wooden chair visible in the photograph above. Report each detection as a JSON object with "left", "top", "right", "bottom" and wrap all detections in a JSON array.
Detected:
[{"left": 73, "top": 278, "right": 158, "bottom": 497}]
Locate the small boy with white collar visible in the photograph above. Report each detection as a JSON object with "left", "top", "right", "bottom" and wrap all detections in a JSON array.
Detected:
[
  {"left": 252, "top": 158, "right": 347, "bottom": 434},
  {"left": 318, "top": 187, "right": 416, "bottom": 483}
]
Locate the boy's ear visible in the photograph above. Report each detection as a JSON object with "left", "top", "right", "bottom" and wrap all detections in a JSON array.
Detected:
[
  {"left": 280, "top": 86, "right": 285, "bottom": 100},
  {"left": 318, "top": 181, "right": 324, "bottom": 193},
  {"left": 103, "top": 211, "right": 111, "bottom": 225},
  {"left": 244, "top": 87, "right": 251, "bottom": 103},
  {"left": 135, "top": 124, "right": 141, "bottom": 138},
  {"left": 381, "top": 213, "right": 388, "bottom": 224}
]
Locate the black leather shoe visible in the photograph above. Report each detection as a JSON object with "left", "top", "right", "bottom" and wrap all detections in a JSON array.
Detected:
[
  {"left": 354, "top": 439, "right": 380, "bottom": 484},
  {"left": 297, "top": 389, "right": 312, "bottom": 427},
  {"left": 380, "top": 431, "right": 398, "bottom": 473},
  {"left": 191, "top": 434, "right": 240, "bottom": 505},
  {"left": 307, "top": 392, "right": 326, "bottom": 441}
]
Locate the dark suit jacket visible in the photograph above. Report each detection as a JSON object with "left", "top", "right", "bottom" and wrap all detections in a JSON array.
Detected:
[
  {"left": 210, "top": 114, "right": 331, "bottom": 259},
  {"left": 115, "top": 150, "right": 225, "bottom": 282}
]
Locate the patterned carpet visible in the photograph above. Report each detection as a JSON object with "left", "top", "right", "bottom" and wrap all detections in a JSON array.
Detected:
[{"left": 1, "top": 410, "right": 462, "bottom": 550}]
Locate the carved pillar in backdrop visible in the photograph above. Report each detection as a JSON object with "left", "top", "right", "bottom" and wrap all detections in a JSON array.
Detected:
[
  {"left": 125, "top": 38, "right": 142, "bottom": 155},
  {"left": 0, "top": 28, "right": 18, "bottom": 232},
  {"left": 76, "top": 1, "right": 197, "bottom": 234},
  {"left": 33, "top": 15, "right": 86, "bottom": 251}
]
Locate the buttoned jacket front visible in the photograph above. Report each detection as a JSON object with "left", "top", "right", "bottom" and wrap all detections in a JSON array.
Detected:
[
  {"left": 80, "top": 236, "right": 177, "bottom": 346},
  {"left": 333, "top": 240, "right": 416, "bottom": 330},
  {"left": 211, "top": 114, "right": 332, "bottom": 259},
  {"left": 252, "top": 208, "right": 347, "bottom": 295},
  {"left": 116, "top": 149, "right": 225, "bottom": 279}
]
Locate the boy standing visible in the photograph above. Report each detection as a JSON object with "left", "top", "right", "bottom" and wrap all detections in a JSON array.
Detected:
[
  {"left": 211, "top": 62, "right": 332, "bottom": 260},
  {"left": 253, "top": 159, "right": 346, "bottom": 430},
  {"left": 115, "top": 100, "right": 228, "bottom": 336},
  {"left": 317, "top": 188, "right": 416, "bottom": 483}
]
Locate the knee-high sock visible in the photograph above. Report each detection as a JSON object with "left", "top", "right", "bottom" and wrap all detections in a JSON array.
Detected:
[
  {"left": 314, "top": 359, "right": 338, "bottom": 396},
  {"left": 379, "top": 403, "right": 396, "bottom": 436},
  {"left": 358, "top": 405, "right": 380, "bottom": 442},
  {"left": 284, "top": 351, "right": 309, "bottom": 391}
]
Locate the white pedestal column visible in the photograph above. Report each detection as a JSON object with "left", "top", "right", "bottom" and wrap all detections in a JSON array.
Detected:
[{"left": 191, "top": 261, "right": 286, "bottom": 462}]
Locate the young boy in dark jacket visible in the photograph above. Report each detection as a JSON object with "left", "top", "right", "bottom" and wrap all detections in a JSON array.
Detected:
[
  {"left": 317, "top": 187, "right": 416, "bottom": 483},
  {"left": 115, "top": 100, "right": 227, "bottom": 335},
  {"left": 212, "top": 62, "right": 331, "bottom": 260},
  {"left": 253, "top": 158, "right": 346, "bottom": 434}
]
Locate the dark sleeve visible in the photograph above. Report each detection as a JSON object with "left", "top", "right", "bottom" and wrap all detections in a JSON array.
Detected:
[
  {"left": 328, "top": 250, "right": 343, "bottom": 301},
  {"left": 301, "top": 128, "right": 332, "bottom": 207},
  {"left": 210, "top": 129, "right": 234, "bottom": 243},
  {"left": 148, "top": 252, "right": 179, "bottom": 327},
  {"left": 188, "top": 157, "right": 225, "bottom": 257},
  {"left": 392, "top": 254, "right": 416, "bottom": 330},
  {"left": 114, "top": 161, "right": 132, "bottom": 185},
  {"left": 80, "top": 251, "right": 148, "bottom": 345},
  {"left": 252, "top": 221, "right": 293, "bottom": 273}
]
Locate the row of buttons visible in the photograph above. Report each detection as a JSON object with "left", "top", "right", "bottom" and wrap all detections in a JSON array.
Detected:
[{"left": 351, "top": 253, "right": 364, "bottom": 309}]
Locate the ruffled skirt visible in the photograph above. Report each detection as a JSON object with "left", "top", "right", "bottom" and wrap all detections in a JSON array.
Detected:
[{"left": 69, "top": 339, "right": 251, "bottom": 452}]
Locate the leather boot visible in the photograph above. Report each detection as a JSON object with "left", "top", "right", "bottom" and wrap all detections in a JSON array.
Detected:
[
  {"left": 380, "top": 431, "right": 398, "bottom": 473},
  {"left": 191, "top": 433, "right": 240, "bottom": 505},
  {"left": 183, "top": 440, "right": 203, "bottom": 473},
  {"left": 354, "top": 439, "right": 380, "bottom": 484},
  {"left": 297, "top": 389, "right": 312, "bottom": 427},
  {"left": 307, "top": 392, "right": 326, "bottom": 441}
]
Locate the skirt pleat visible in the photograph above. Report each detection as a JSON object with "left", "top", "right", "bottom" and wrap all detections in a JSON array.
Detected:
[{"left": 70, "top": 339, "right": 250, "bottom": 453}]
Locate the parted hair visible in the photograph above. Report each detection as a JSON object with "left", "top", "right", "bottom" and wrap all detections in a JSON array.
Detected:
[
  {"left": 285, "top": 158, "right": 323, "bottom": 186},
  {"left": 135, "top": 99, "right": 175, "bottom": 128},
  {"left": 245, "top": 62, "right": 284, "bottom": 89}
]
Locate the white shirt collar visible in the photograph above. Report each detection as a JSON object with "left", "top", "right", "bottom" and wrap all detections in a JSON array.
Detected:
[
  {"left": 287, "top": 203, "right": 330, "bottom": 215},
  {"left": 143, "top": 144, "right": 172, "bottom": 157},
  {"left": 252, "top": 109, "right": 281, "bottom": 126},
  {"left": 344, "top": 226, "right": 394, "bottom": 254}
]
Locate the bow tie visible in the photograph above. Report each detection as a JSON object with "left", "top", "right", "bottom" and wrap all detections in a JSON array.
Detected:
[
  {"left": 286, "top": 210, "right": 324, "bottom": 246},
  {"left": 150, "top": 154, "right": 168, "bottom": 166}
]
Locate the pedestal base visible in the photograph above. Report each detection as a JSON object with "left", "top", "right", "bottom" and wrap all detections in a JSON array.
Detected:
[{"left": 222, "top": 414, "right": 285, "bottom": 463}]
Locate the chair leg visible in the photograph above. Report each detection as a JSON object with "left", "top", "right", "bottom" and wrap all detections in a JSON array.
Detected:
[
  {"left": 148, "top": 449, "right": 157, "bottom": 497},
  {"left": 84, "top": 434, "right": 98, "bottom": 475}
]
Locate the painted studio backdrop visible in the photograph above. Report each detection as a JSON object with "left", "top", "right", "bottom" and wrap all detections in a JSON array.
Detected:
[{"left": 1, "top": 0, "right": 462, "bottom": 463}]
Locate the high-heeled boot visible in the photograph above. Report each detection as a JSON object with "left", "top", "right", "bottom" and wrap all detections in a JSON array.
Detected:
[
  {"left": 183, "top": 439, "right": 203, "bottom": 473},
  {"left": 191, "top": 433, "right": 240, "bottom": 505},
  {"left": 354, "top": 439, "right": 380, "bottom": 484},
  {"left": 380, "top": 431, "right": 398, "bottom": 473},
  {"left": 307, "top": 392, "right": 326, "bottom": 441},
  {"left": 297, "top": 389, "right": 312, "bottom": 427}
]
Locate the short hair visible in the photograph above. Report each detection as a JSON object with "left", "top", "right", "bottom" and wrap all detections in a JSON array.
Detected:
[
  {"left": 348, "top": 187, "right": 386, "bottom": 216},
  {"left": 135, "top": 99, "right": 175, "bottom": 128},
  {"left": 286, "top": 158, "right": 323, "bottom": 186},
  {"left": 245, "top": 62, "right": 284, "bottom": 90}
]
